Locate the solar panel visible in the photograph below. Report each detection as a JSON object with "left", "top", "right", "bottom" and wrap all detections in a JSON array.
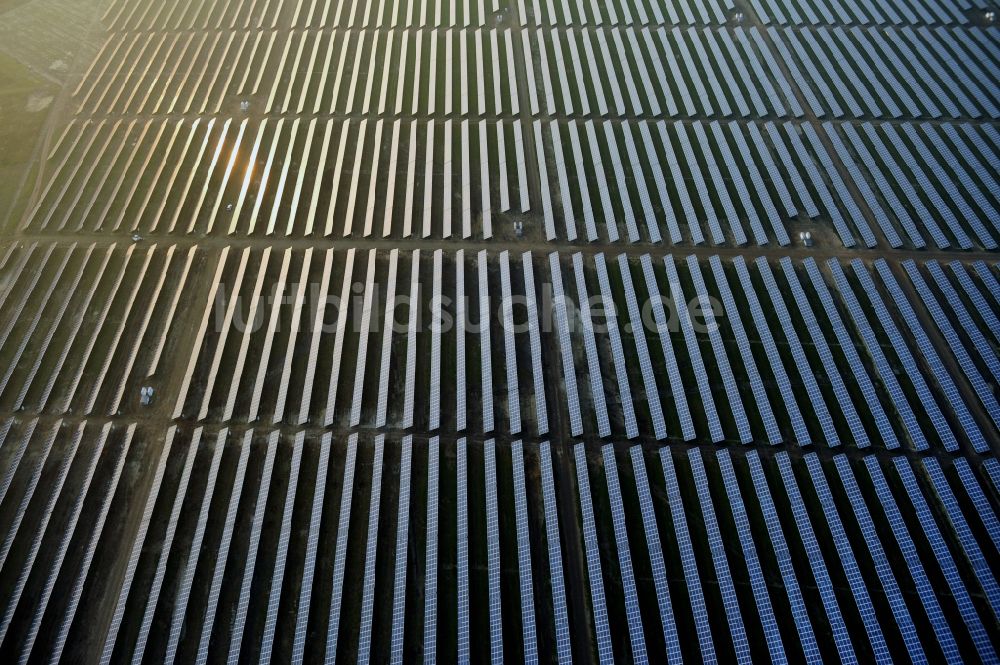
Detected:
[
  {"left": 1, "top": 245, "right": 91, "bottom": 411},
  {"left": 484, "top": 440, "right": 503, "bottom": 664},
  {"left": 922, "top": 458, "right": 1000, "bottom": 610},
  {"left": 540, "top": 442, "right": 573, "bottom": 664},
  {"left": 293, "top": 433, "right": 333, "bottom": 662},
  {"left": 707, "top": 256, "right": 780, "bottom": 444},
  {"left": 851, "top": 259, "right": 956, "bottom": 450},
  {"left": 675, "top": 123, "right": 724, "bottom": 244},
  {"left": 325, "top": 434, "right": 359, "bottom": 662},
  {"left": 513, "top": 121, "right": 530, "bottom": 213},
  {"left": 572, "top": 253, "right": 611, "bottom": 437},
  {"left": 375, "top": 250, "right": 400, "bottom": 427},
  {"left": 657, "top": 122, "right": 705, "bottom": 244},
  {"left": 792, "top": 451, "right": 891, "bottom": 660},
  {"left": 511, "top": 441, "right": 538, "bottom": 663},
  {"left": 564, "top": 122, "right": 597, "bottom": 241},
  {"left": 828, "top": 259, "right": 924, "bottom": 449},
  {"left": 902, "top": 123, "right": 996, "bottom": 248},
  {"left": 594, "top": 255, "right": 638, "bottom": 438},
  {"left": 456, "top": 250, "right": 468, "bottom": 432},
  {"left": 875, "top": 123, "right": 972, "bottom": 248},
  {"left": 196, "top": 431, "right": 252, "bottom": 664},
  {"left": 691, "top": 122, "right": 746, "bottom": 246},
  {"left": 827, "top": 455, "right": 926, "bottom": 661},
  {"left": 960, "top": 262, "right": 1000, "bottom": 344},
  {"left": 781, "top": 124, "right": 856, "bottom": 247},
  {"left": 639, "top": 122, "right": 682, "bottom": 244},
  {"left": 931, "top": 261, "right": 1000, "bottom": 388},
  {"left": 134, "top": 429, "right": 201, "bottom": 665},
  {"left": 627, "top": 447, "right": 681, "bottom": 661},
  {"left": 660, "top": 255, "right": 716, "bottom": 441},
  {"left": 479, "top": 251, "right": 495, "bottom": 433},
  {"left": 355, "top": 436, "right": 386, "bottom": 663},
  {"left": 601, "top": 445, "right": 647, "bottom": 661},
  {"left": 349, "top": 250, "right": 378, "bottom": 427},
  {"left": 715, "top": 452, "right": 786, "bottom": 661},
  {"left": 250, "top": 249, "right": 292, "bottom": 423},
  {"left": 323, "top": 249, "right": 356, "bottom": 425},
  {"left": 893, "top": 458, "right": 995, "bottom": 661},
  {"left": 584, "top": 120, "right": 619, "bottom": 242},
  {"left": 533, "top": 122, "right": 556, "bottom": 240},
  {"left": 617, "top": 256, "right": 666, "bottom": 439},
  {"left": 499, "top": 252, "right": 521, "bottom": 434},
  {"left": 843, "top": 122, "right": 937, "bottom": 248},
  {"left": 709, "top": 121, "right": 768, "bottom": 245},
  {"left": 755, "top": 257, "right": 838, "bottom": 444},
  {"left": 430, "top": 250, "right": 443, "bottom": 430},
  {"left": 522, "top": 253, "right": 549, "bottom": 435},
  {"left": 0, "top": 423, "right": 88, "bottom": 654},
  {"left": 953, "top": 458, "right": 1000, "bottom": 552},
  {"left": 460, "top": 121, "right": 471, "bottom": 238},
  {"left": 164, "top": 428, "right": 227, "bottom": 664},
  {"left": 890, "top": 261, "right": 989, "bottom": 451},
  {"left": 862, "top": 457, "right": 961, "bottom": 659},
  {"left": 457, "top": 437, "right": 470, "bottom": 662},
  {"left": 549, "top": 253, "right": 583, "bottom": 436},
  {"left": 657, "top": 448, "right": 715, "bottom": 659},
  {"left": 686, "top": 255, "right": 751, "bottom": 443},
  {"left": 744, "top": 451, "right": 820, "bottom": 660},
  {"left": 259, "top": 432, "right": 305, "bottom": 662},
  {"left": 271, "top": 247, "right": 313, "bottom": 424},
  {"left": 602, "top": 123, "right": 641, "bottom": 243},
  {"left": 48, "top": 425, "right": 132, "bottom": 665},
  {"left": 424, "top": 436, "right": 440, "bottom": 661},
  {"left": 573, "top": 445, "right": 613, "bottom": 664},
  {"left": 386, "top": 436, "right": 413, "bottom": 663},
  {"left": 621, "top": 123, "right": 661, "bottom": 243},
  {"left": 688, "top": 449, "right": 751, "bottom": 661}
]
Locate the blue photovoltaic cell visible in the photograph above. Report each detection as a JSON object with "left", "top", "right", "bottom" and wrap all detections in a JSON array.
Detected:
[
  {"left": 828, "top": 259, "right": 924, "bottom": 450},
  {"left": 688, "top": 449, "right": 751, "bottom": 661},
  {"left": 259, "top": 432, "right": 304, "bottom": 662},
  {"left": 326, "top": 434, "right": 359, "bottom": 663},
  {"left": 522, "top": 253, "right": 549, "bottom": 435},
  {"left": 485, "top": 440, "right": 503, "bottom": 664},
  {"left": 921, "top": 458, "right": 1000, "bottom": 610},
  {"left": 660, "top": 449, "right": 715, "bottom": 661},
  {"left": 641, "top": 255, "right": 697, "bottom": 440},
  {"left": 499, "top": 252, "right": 522, "bottom": 434},
  {"left": 707, "top": 255, "right": 781, "bottom": 444},
  {"left": 424, "top": 436, "right": 440, "bottom": 663},
  {"left": 457, "top": 437, "right": 470, "bottom": 663},
  {"left": 852, "top": 259, "right": 957, "bottom": 451},
  {"left": 892, "top": 458, "right": 996, "bottom": 662},
  {"left": 618, "top": 255, "right": 667, "bottom": 440},
  {"left": 572, "top": 253, "right": 611, "bottom": 437},
  {"left": 757, "top": 258, "right": 839, "bottom": 444},
  {"left": 953, "top": 458, "right": 1000, "bottom": 553},
  {"left": 390, "top": 437, "right": 413, "bottom": 665},
  {"left": 862, "top": 457, "right": 961, "bottom": 660},
  {"left": 686, "top": 255, "right": 751, "bottom": 443},
  {"left": 796, "top": 452, "right": 892, "bottom": 663},
  {"left": 539, "top": 443, "right": 572, "bottom": 664},
  {"left": 827, "top": 455, "right": 926, "bottom": 661},
  {"left": 479, "top": 251, "right": 495, "bottom": 433},
  {"left": 628, "top": 447, "right": 681, "bottom": 661},
  {"left": 549, "top": 253, "right": 583, "bottom": 436},
  {"left": 715, "top": 451, "right": 786, "bottom": 662},
  {"left": 773, "top": 453, "right": 858, "bottom": 662},
  {"left": 595, "top": 254, "right": 638, "bottom": 438},
  {"left": 511, "top": 442, "right": 538, "bottom": 663},
  {"left": 574, "top": 444, "right": 614, "bottom": 665},
  {"left": 601, "top": 445, "right": 647, "bottom": 662},
  {"left": 893, "top": 260, "right": 991, "bottom": 451},
  {"left": 933, "top": 261, "right": 1000, "bottom": 387}
]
